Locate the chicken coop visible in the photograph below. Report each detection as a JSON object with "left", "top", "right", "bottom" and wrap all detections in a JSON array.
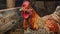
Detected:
[{"left": 0, "top": 0, "right": 60, "bottom": 34}]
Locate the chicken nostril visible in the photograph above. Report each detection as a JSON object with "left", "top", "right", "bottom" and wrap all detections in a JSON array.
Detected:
[
  {"left": 25, "top": 11, "right": 29, "bottom": 14},
  {"left": 21, "top": 11, "right": 30, "bottom": 14}
]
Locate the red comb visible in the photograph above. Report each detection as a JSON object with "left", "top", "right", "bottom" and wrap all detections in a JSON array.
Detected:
[{"left": 21, "top": 1, "right": 29, "bottom": 8}]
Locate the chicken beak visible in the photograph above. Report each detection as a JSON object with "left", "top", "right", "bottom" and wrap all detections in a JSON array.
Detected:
[{"left": 19, "top": 8, "right": 23, "bottom": 11}]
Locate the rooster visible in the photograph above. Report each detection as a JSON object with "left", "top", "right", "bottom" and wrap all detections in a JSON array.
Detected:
[{"left": 20, "top": 1, "right": 59, "bottom": 34}]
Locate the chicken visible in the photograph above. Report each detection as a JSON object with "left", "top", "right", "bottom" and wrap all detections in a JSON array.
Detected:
[
  {"left": 20, "top": 1, "right": 59, "bottom": 34},
  {"left": 20, "top": 1, "right": 41, "bottom": 30}
]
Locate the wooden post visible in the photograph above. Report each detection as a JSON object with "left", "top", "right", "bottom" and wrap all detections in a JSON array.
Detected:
[
  {"left": 6, "top": 0, "right": 15, "bottom": 8},
  {"left": 0, "top": 32, "right": 2, "bottom": 34}
]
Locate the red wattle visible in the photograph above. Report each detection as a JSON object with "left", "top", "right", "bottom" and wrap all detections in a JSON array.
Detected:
[{"left": 21, "top": 12, "right": 30, "bottom": 19}]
